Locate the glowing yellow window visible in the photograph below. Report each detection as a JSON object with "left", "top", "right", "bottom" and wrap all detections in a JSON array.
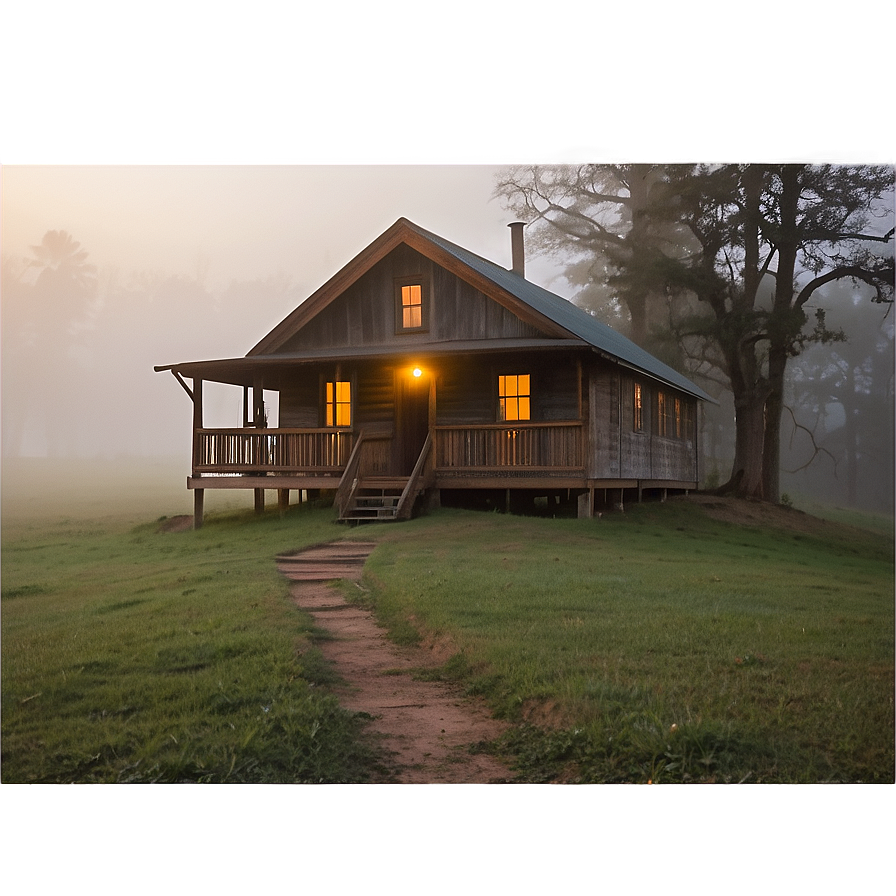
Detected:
[
  {"left": 499, "top": 374, "right": 531, "bottom": 421},
  {"left": 634, "top": 383, "right": 643, "bottom": 431},
  {"left": 326, "top": 381, "right": 351, "bottom": 427},
  {"left": 401, "top": 284, "right": 423, "bottom": 329}
]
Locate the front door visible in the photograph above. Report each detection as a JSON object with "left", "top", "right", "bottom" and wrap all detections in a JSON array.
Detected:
[{"left": 395, "top": 370, "right": 430, "bottom": 475}]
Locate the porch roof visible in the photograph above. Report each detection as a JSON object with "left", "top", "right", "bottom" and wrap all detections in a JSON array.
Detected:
[{"left": 154, "top": 338, "right": 590, "bottom": 389}]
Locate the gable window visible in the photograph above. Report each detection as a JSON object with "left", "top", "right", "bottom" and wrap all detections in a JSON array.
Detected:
[
  {"left": 395, "top": 279, "right": 428, "bottom": 332},
  {"left": 325, "top": 380, "right": 352, "bottom": 427},
  {"left": 499, "top": 374, "right": 531, "bottom": 421},
  {"left": 633, "top": 383, "right": 643, "bottom": 431}
]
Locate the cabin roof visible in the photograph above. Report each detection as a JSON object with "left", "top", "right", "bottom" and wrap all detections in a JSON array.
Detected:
[
  {"left": 413, "top": 220, "right": 712, "bottom": 400},
  {"left": 246, "top": 218, "right": 711, "bottom": 401},
  {"left": 156, "top": 217, "right": 712, "bottom": 401}
]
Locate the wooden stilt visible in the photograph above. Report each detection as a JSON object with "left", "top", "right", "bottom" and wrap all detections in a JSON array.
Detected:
[
  {"left": 278, "top": 489, "right": 289, "bottom": 517},
  {"left": 577, "top": 490, "right": 593, "bottom": 519},
  {"left": 254, "top": 489, "right": 265, "bottom": 515},
  {"left": 194, "top": 489, "right": 204, "bottom": 530}
]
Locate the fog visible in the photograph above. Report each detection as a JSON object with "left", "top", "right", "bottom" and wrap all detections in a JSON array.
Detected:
[{"left": 4, "top": 1, "right": 893, "bottom": 518}]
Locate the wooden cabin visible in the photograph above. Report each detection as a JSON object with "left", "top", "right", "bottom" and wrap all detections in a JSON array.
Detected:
[{"left": 155, "top": 218, "right": 711, "bottom": 527}]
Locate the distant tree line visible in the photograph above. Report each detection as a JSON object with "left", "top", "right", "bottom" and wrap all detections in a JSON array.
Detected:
[
  {"left": 495, "top": 164, "right": 895, "bottom": 509},
  {"left": 1, "top": 232, "right": 304, "bottom": 459}
]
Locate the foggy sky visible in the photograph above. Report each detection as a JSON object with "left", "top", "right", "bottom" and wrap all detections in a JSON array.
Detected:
[{"left": 2, "top": 0, "right": 893, "bottom": 468}]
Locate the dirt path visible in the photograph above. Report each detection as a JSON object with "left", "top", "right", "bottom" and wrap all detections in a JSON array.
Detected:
[{"left": 276, "top": 542, "right": 512, "bottom": 784}]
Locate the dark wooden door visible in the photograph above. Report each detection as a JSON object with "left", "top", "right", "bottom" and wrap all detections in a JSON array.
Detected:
[{"left": 396, "top": 373, "right": 430, "bottom": 474}]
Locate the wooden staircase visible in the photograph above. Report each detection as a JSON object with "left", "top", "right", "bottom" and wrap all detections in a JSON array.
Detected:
[
  {"left": 340, "top": 477, "right": 408, "bottom": 522},
  {"left": 335, "top": 432, "right": 433, "bottom": 524}
]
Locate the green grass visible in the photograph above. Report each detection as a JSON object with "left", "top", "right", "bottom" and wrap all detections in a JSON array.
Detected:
[
  {"left": 362, "top": 502, "right": 894, "bottom": 783},
  {"left": 3, "top": 463, "right": 893, "bottom": 784},
  {"left": 1, "top": 503, "right": 390, "bottom": 783}
]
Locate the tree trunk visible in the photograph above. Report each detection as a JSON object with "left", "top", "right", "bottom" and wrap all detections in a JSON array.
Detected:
[
  {"left": 727, "top": 390, "right": 767, "bottom": 498},
  {"left": 761, "top": 346, "right": 788, "bottom": 504}
]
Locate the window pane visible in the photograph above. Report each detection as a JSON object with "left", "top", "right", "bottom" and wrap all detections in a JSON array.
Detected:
[
  {"left": 326, "top": 380, "right": 351, "bottom": 427},
  {"left": 404, "top": 305, "right": 422, "bottom": 328},
  {"left": 498, "top": 374, "right": 530, "bottom": 421}
]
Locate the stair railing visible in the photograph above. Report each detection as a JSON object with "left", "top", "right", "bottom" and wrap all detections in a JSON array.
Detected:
[
  {"left": 395, "top": 432, "right": 433, "bottom": 521},
  {"left": 335, "top": 431, "right": 367, "bottom": 519}
]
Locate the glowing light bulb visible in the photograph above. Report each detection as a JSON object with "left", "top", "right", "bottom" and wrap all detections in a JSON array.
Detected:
[{"left": 412, "top": 367, "right": 423, "bottom": 378}]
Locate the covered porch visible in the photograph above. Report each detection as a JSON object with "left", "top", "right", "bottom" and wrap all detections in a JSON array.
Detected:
[{"left": 185, "top": 420, "right": 588, "bottom": 527}]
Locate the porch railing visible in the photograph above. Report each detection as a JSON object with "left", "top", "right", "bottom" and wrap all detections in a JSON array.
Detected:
[
  {"left": 194, "top": 428, "right": 354, "bottom": 473},
  {"left": 434, "top": 422, "right": 584, "bottom": 471}
]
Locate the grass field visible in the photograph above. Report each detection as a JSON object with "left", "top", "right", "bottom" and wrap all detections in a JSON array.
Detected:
[{"left": 2, "top": 460, "right": 893, "bottom": 784}]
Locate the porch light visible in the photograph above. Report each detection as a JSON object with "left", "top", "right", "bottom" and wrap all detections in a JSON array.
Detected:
[{"left": 412, "top": 367, "right": 423, "bottom": 378}]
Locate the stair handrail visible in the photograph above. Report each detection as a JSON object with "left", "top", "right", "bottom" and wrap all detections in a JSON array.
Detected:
[
  {"left": 335, "top": 430, "right": 367, "bottom": 519},
  {"left": 395, "top": 432, "right": 433, "bottom": 521}
]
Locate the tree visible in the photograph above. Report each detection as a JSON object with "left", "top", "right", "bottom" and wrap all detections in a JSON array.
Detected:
[
  {"left": 496, "top": 164, "right": 895, "bottom": 503},
  {"left": 783, "top": 282, "right": 894, "bottom": 511},
  {"left": 494, "top": 165, "right": 678, "bottom": 347},
  {"left": 657, "top": 165, "right": 894, "bottom": 502},
  {"left": 2, "top": 231, "right": 97, "bottom": 456}
]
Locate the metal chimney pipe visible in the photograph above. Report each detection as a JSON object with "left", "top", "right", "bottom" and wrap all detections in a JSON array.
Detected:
[{"left": 508, "top": 222, "right": 525, "bottom": 277}]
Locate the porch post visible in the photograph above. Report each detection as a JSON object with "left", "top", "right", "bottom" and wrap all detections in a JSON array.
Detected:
[
  {"left": 253, "top": 375, "right": 265, "bottom": 427},
  {"left": 254, "top": 489, "right": 265, "bottom": 515},
  {"left": 194, "top": 489, "right": 204, "bottom": 530},
  {"left": 193, "top": 378, "right": 204, "bottom": 529},
  {"left": 278, "top": 488, "right": 289, "bottom": 517},
  {"left": 192, "top": 378, "right": 203, "bottom": 474}
]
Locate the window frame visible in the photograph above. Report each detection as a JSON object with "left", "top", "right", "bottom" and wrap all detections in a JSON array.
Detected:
[
  {"left": 394, "top": 277, "right": 429, "bottom": 334},
  {"left": 656, "top": 390, "right": 692, "bottom": 441},
  {"left": 324, "top": 378, "right": 352, "bottom": 428},
  {"left": 633, "top": 382, "right": 644, "bottom": 432},
  {"left": 498, "top": 373, "right": 532, "bottom": 422}
]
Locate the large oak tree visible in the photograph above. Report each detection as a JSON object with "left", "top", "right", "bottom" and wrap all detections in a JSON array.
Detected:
[{"left": 496, "top": 164, "right": 894, "bottom": 503}]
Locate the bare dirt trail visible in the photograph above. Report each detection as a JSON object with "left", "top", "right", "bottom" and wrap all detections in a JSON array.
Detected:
[{"left": 276, "top": 542, "right": 512, "bottom": 784}]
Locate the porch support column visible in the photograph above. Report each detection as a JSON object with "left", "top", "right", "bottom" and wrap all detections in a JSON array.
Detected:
[
  {"left": 192, "top": 378, "right": 203, "bottom": 473},
  {"left": 278, "top": 489, "right": 289, "bottom": 517},
  {"left": 254, "top": 489, "right": 265, "bottom": 515},
  {"left": 193, "top": 378, "right": 204, "bottom": 528},
  {"left": 194, "top": 489, "right": 204, "bottom": 530},
  {"left": 253, "top": 375, "right": 265, "bottom": 427},
  {"left": 577, "top": 489, "right": 593, "bottom": 519}
]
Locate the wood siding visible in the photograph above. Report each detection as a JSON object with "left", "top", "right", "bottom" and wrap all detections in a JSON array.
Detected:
[
  {"left": 277, "top": 245, "right": 548, "bottom": 352},
  {"left": 590, "top": 365, "right": 698, "bottom": 482}
]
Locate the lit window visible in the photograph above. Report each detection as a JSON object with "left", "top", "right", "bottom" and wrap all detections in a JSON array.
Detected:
[
  {"left": 674, "top": 397, "right": 682, "bottom": 438},
  {"left": 499, "top": 374, "right": 531, "bottom": 421},
  {"left": 396, "top": 281, "right": 426, "bottom": 331},
  {"left": 657, "top": 391, "right": 668, "bottom": 437},
  {"left": 634, "top": 383, "right": 643, "bottom": 431},
  {"left": 326, "top": 381, "right": 351, "bottom": 427}
]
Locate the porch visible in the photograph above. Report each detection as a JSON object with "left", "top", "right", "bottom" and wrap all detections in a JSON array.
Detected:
[{"left": 187, "top": 422, "right": 588, "bottom": 526}]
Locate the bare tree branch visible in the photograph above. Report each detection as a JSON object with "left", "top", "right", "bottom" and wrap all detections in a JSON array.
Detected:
[{"left": 783, "top": 405, "right": 839, "bottom": 475}]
